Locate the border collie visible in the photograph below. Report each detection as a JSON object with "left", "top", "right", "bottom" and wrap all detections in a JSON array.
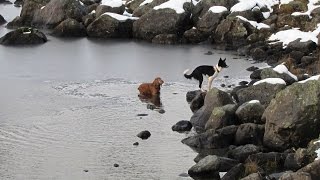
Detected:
[{"left": 183, "top": 58, "right": 229, "bottom": 90}]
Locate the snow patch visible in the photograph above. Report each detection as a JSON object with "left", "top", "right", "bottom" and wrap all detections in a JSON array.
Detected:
[
  {"left": 154, "top": 0, "right": 191, "bottom": 14},
  {"left": 101, "top": 0, "right": 123, "bottom": 7},
  {"left": 273, "top": 64, "right": 298, "bottom": 81},
  {"left": 298, "top": 75, "right": 320, "bottom": 83},
  {"left": 219, "top": 172, "right": 227, "bottom": 178},
  {"left": 140, "top": 0, "right": 153, "bottom": 7},
  {"left": 209, "top": 6, "right": 228, "bottom": 13},
  {"left": 292, "top": 0, "right": 320, "bottom": 18},
  {"left": 280, "top": 0, "right": 294, "bottom": 4},
  {"left": 231, "top": 0, "right": 279, "bottom": 12},
  {"left": 248, "top": 100, "right": 260, "bottom": 104},
  {"left": 237, "top": 16, "right": 270, "bottom": 29},
  {"left": 253, "top": 78, "right": 286, "bottom": 86},
  {"left": 40, "top": 6, "right": 45, "bottom": 10},
  {"left": 315, "top": 140, "right": 320, "bottom": 161},
  {"left": 102, "top": 12, "right": 139, "bottom": 21}
]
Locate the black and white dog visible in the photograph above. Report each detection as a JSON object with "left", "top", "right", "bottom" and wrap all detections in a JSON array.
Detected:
[{"left": 183, "top": 58, "right": 229, "bottom": 90}]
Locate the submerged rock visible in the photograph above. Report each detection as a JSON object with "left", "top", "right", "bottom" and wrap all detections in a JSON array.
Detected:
[
  {"left": 52, "top": 18, "right": 87, "bottom": 37},
  {"left": 137, "top": 130, "right": 151, "bottom": 140},
  {"left": 0, "top": 27, "right": 47, "bottom": 45}
]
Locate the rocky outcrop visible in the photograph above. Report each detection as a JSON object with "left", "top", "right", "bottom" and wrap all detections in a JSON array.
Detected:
[
  {"left": 235, "top": 100, "right": 265, "bottom": 124},
  {"left": 0, "top": 27, "right": 47, "bottom": 45},
  {"left": 133, "top": 8, "right": 191, "bottom": 42},
  {"left": 52, "top": 18, "right": 87, "bottom": 37},
  {"left": 263, "top": 80, "right": 320, "bottom": 151},
  {"left": 189, "top": 88, "right": 234, "bottom": 132},
  {"left": 87, "top": 13, "right": 137, "bottom": 38}
]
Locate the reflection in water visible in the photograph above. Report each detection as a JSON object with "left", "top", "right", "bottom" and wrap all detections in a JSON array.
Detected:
[{"left": 138, "top": 94, "right": 162, "bottom": 108}]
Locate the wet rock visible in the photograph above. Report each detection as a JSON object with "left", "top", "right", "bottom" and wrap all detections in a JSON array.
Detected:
[
  {"left": 235, "top": 100, "right": 265, "bottom": 124},
  {"left": 188, "top": 155, "right": 238, "bottom": 177},
  {"left": 133, "top": 8, "right": 191, "bottom": 41},
  {"left": 152, "top": 34, "right": 179, "bottom": 44},
  {"left": 0, "top": 27, "right": 47, "bottom": 45},
  {"left": 182, "top": 125, "right": 238, "bottom": 149},
  {"left": 87, "top": 13, "right": 136, "bottom": 38},
  {"left": 0, "top": 14, "right": 6, "bottom": 25},
  {"left": 137, "top": 130, "right": 151, "bottom": 140},
  {"left": 229, "top": 144, "right": 262, "bottom": 163},
  {"left": 113, "top": 163, "right": 119, "bottom": 167},
  {"left": 183, "top": 28, "right": 208, "bottom": 44},
  {"left": 178, "top": 172, "right": 189, "bottom": 177},
  {"left": 260, "top": 68, "right": 297, "bottom": 85},
  {"left": 190, "top": 88, "right": 234, "bottom": 132},
  {"left": 205, "top": 104, "right": 238, "bottom": 131},
  {"left": 286, "top": 39, "right": 317, "bottom": 54},
  {"left": 52, "top": 18, "right": 86, "bottom": 37},
  {"left": 95, "top": 4, "right": 125, "bottom": 17},
  {"left": 133, "top": 142, "right": 139, "bottom": 146},
  {"left": 172, "top": 120, "right": 192, "bottom": 132},
  {"left": 83, "top": 169, "right": 89, "bottom": 172},
  {"left": 235, "top": 123, "right": 264, "bottom": 146},
  {"left": 190, "top": 91, "right": 206, "bottom": 113},
  {"left": 186, "top": 90, "right": 202, "bottom": 103},
  {"left": 137, "top": 113, "right": 148, "bottom": 116},
  {"left": 239, "top": 81, "right": 248, "bottom": 86},
  {"left": 221, "top": 163, "right": 245, "bottom": 180},
  {"left": 263, "top": 80, "right": 320, "bottom": 151},
  {"left": 158, "top": 109, "right": 165, "bottom": 114},
  {"left": 249, "top": 69, "right": 263, "bottom": 80},
  {"left": 279, "top": 171, "right": 312, "bottom": 180},
  {"left": 236, "top": 83, "right": 286, "bottom": 107},
  {"left": 240, "top": 173, "right": 262, "bottom": 180},
  {"left": 297, "top": 159, "right": 320, "bottom": 179}
]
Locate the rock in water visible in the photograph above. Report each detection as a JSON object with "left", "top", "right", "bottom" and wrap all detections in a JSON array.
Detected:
[
  {"left": 137, "top": 130, "right": 151, "bottom": 140},
  {"left": 172, "top": 120, "right": 192, "bottom": 132},
  {"left": 0, "top": 27, "right": 47, "bottom": 45}
]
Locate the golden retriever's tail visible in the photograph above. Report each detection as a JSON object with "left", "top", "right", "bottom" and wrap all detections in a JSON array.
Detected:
[{"left": 183, "top": 69, "right": 192, "bottom": 79}]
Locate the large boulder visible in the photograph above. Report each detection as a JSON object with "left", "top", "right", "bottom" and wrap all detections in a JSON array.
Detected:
[
  {"left": 279, "top": 172, "right": 312, "bottom": 180},
  {"left": 182, "top": 125, "right": 238, "bottom": 149},
  {"left": 235, "top": 123, "right": 264, "bottom": 146},
  {"left": 286, "top": 39, "right": 317, "bottom": 54},
  {"left": 205, "top": 104, "right": 238, "bottom": 131},
  {"left": 190, "top": 88, "right": 234, "bottom": 132},
  {"left": 188, "top": 155, "right": 238, "bottom": 178},
  {"left": 260, "top": 68, "right": 297, "bottom": 85},
  {"left": 132, "top": 0, "right": 168, "bottom": 17},
  {"left": 263, "top": 80, "right": 320, "bottom": 151},
  {"left": 183, "top": 27, "right": 208, "bottom": 44},
  {"left": 172, "top": 120, "right": 192, "bottom": 132},
  {"left": 0, "top": 27, "right": 47, "bottom": 45},
  {"left": 133, "top": 8, "right": 191, "bottom": 41},
  {"left": 235, "top": 100, "right": 265, "bottom": 124},
  {"left": 221, "top": 163, "right": 245, "bottom": 180},
  {"left": 0, "top": 14, "right": 6, "bottom": 25},
  {"left": 228, "top": 144, "right": 262, "bottom": 162},
  {"left": 95, "top": 3, "right": 125, "bottom": 17},
  {"left": 236, "top": 82, "right": 286, "bottom": 107},
  {"left": 190, "top": 91, "right": 206, "bottom": 112},
  {"left": 87, "top": 13, "right": 137, "bottom": 38},
  {"left": 52, "top": 18, "right": 87, "bottom": 37},
  {"left": 31, "top": 0, "right": 87, "bottom": 28},
  {"left": 196, "top": 10, "right": 228, "bottom": 34}
]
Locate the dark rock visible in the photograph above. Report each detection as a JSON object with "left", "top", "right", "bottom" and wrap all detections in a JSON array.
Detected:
[
  {"left": 263, "top": 80, "right": 320, "bottom": 151},
  {"left": 250, "top": 69, "right": 262, "bottom": 80},
  {"left": 183, "top": 28, "right": 208, "bottom": 44},
  {"left": 158, "top": 109, "right": 165, "bottom": 114},
  {"left": 205, "top": 104, "right": 238, "bottom": 131},
  {"left": 152, "top": 34, "right": 179, "bottom": 44},
  {"left": 188, "top": 155, "right": 238, "bottom": 177},
  {"left": 279, "top": 172, "right": 312, "bottom": 180},
  {"left": 235, "top": 123, "right": 264, "bottom": 146},
  {"left": 190, "top": 92, "right": 206, "bottom": 113},
  {"left": 0, "top": 14, "right": 6, "bottom": 25},
  {"left": 260, "top": 68, "right": 297, "bottom": 85},
  {"left": 87, "top": 13, "right": 136, "bottom": 38},
  {"left": 301, "top": 56, "right": 317, "bottom": 66},
  {"left": 80, "top": 0, "right": 99, "bottom": 6},
  {"left": 186, "top": 90, "right": 202, "bottom": 103},
  {"left": 286, "top": 39, "right": 317, "bottom": 54},
  {"left": 113, "top": 163, "right": 119, "bottom": 167},
  {"left": 132, "top": 0, "right": 167, "bottom": 17},
  {"left": 288, "top": 51, "right": 304, "bottom": 64},
  {"left": 133, "top": 8, "right": 191, "bottom": 41},
  {"left": 240, "top": 173, "right": 263, "bottom": 180},
  {"left": 239, "top": 81, "right": 248, "bottom": 86},
  {"left": 182, "top": 125, "right": 238, "bottom": 149},
  {"left": 221, "top": 84, "right": 226, "bottom": 87},
  {"left": 284, "top": 148, "right": 310, "bottom": 171},
  {"left": 235, "top": 100, "right": 265, "bottom": 124},
  {"left": 137, "top": 113, "right": 148, "bottom": 116},
  {"left": 52, "top": 18, "right": 86, "bottom": 37},
  {"left": 190, "top": 88, "right": 234, "bottom": 132},
  {"left": 125, "top": 0, "right": 145, "bottom": 14},
  {"left": 82, "top": 13, "right": 95, "bottom": 27},
  {"left": 83, "top": 169, "right": 89, "bottom": 172},
  {"left": 250, "top": 48, "right": 267, "bottom": 61},
  {"left": 0, "top": 0, "right": 12, "bottom": 4},
  {"left": 228, "top": 144, "right": 262, "bottom": 162},
  {"left": 221, "top": 163, "right": 245, "bottom": 180},
  {"left": 95, "top": 4, "right": 125, "bottom": 17},
  {"left": 297, "top": 159, "right": 320, "bottom": 180},
  {"left": 172, "top": 120, "right": 192, "bottom": 132},
  {"left": 178, "top": 172, "right": 189, "bottom": 177},
  {"left": 0, "top": 27, "right": 47, "bottom": 45},
  {"left": 230, "top": 85, "right": 248, "bottom": 103},
  {"left": 133, "top": 142, "right": 139, "bottom": 146},
  {"left": 224, "top": 76, "right": 229, "bottom": 78},
  {"left": 236, "top": 83, "right": 286, "bottom": 107},
  {"left": 137, "top": 130, "right": 151, "bottom": 140},
  {"left": 196, "top": 10, "right": 228, "bottom": 34}
]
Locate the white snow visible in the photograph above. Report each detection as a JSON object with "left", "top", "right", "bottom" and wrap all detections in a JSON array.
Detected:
[
  {"left": 248, "top": 100, "right": 260, "bottom": 104},
  {"left": 23, "top": 31, "right": 31, "bottom": 35},
  {"left": 101, "top": 0, "right": 123, "bottom": 7},
  {"left": 273, "top": 64, "right": 298, "bottom": 81},
  {"left": 280, "top": 0, "right": 294, "bottom": 5},
  {"left": 262, "top": 12, "right": 271, "bottom": 19},
  {"left": 253, "top": 78, "right": 286, "bottom": 86},
  {"left": 40, "top": 6, "right": 45, "bottom": 10},
  {"left": 231, "top": 0, "right": 279, "bottom": 12},
  {"left": 292, "top": 0, "right": 320, "bottom": 18},
  {"left": 219, "top": 172, "right": 227, "bottom": 178},
  {"left": 237, "top": 16, "right": 270, "bottom": 29},
  {"left": 102, "top": 12, "right": 139, "bottom": 21},
  {"left": 298, "top": 75, "right": 320, "bottom": 83},
  {"left": 154, "top": 0, "right": 191, "bottom": 14},
  {"left": 268, "top": 24, "right": 320, "bottom": 47},
  {"left": 90, "top": 10, "right": 96, "bottom": 14},
  {"left": 140, "top": 0, "right": 153, "bottom": 7},
  {"left": 209, "top": 6, "right": 228, "bottom": 13},
  {"left": 316, "top": 140, "right": 320, "bottom": 161},
  {"left": 123, "top": 10, "right": 133, "bottom": 17}
]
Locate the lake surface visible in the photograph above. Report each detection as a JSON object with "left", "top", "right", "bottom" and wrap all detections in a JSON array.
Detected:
[{"left": 0, "top": 3, "right": 265, "bottom": 180}]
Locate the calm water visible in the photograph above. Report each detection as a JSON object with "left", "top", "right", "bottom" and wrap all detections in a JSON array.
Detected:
[{"left": 0, "top": 3, "right": 265, "bottom": 180}]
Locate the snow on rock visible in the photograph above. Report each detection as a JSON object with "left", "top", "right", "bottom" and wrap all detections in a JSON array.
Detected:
[
  {"left": 316, "top": 140, "right": 320, "bottom": 161},
  {"left": 268, "top": 24, "right": 320, "bottom": 47},
  {"left": 248, "top": 100, "right": 260, "bottom": 104},
  {"left": 102, "top": 12, "right": 139, "bottom": 21},
  {"left": 154, "top": 0, "right": 191, "bottom": 14},
  {"left": 253, "top": 78, "right": 286, "bottom": 86},
  {"left": 209, "top": 6, "right": 228, "bottom": 13},
  {"left": 292, "top": 0, "right": 320, "bottom": 18},
  {"left": 231, "top": 0, "right": 279, "bottom": 12},
  {"left": 101, "top": 0, "right": 123, "bottom": 7},
  {"left": 298, "top": 75, "right": 320, "bottom": 83},
  {"left": 280, "top": 0, "right": 294, "bottom": 5},
  {"left": 140, "top": 0, "right": 153, "bottom": 7},
  {"left": 237, "top": 16, "right": 270, "bottom": 29},
  {"left": 273, "top": 64, "right": 298, "bottom": 81}
]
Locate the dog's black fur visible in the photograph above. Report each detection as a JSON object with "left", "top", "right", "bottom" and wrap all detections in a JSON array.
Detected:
[{"left": 184, "top": 58, "right": 229, "bottom": 89}]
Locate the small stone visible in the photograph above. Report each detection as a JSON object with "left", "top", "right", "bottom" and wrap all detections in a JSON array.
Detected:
[
  {"left": 137, "top": 130, "right": 151, "bottom": 140},
  {"left": 133, "top": 142, "right": 139, "bottom": 146},
  {"left": 179, "top": 172, "right": 189, "bottom": 177},
  {"left": 83, "top": 169, "right": 89, "bottom": 172},
  {"left": 158, "top": 109, "right": 165, "bottom": 114},
  {"left": 114, "top": 164, "right": 119, "bottom": 167},
  {"left": 204, "top": 51, "right": 213, "bottom": 55},
  {"left": 239, "top": 81, "right": 248, "bottom": 86},
  {"left": 224, "top": 76, "right": 229, "bottom": 78},
  {"left": 173, "top": 92, "right": 178, "bottom": 95},
  {"left": 228, "top": 85, "right": 232, "bottom": 88},
  {"left": 246, "top": 66, "right": 259, "bottom": 72},
  {"left": 137, "top": 113, "right": 148, "bottom": 117},
  {"left": 221, "top": 84, "right": 226, "bottom": 87}
]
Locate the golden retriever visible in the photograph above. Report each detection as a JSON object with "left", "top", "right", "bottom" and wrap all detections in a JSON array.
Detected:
[{"left": 138, "top": 77, "right": 164, "bottom": 97}]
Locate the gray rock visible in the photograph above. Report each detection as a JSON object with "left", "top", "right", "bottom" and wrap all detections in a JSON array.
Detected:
[
  {"left": 205, "top": 104, "right": 238, "bottom": 131},
  {"left": 263, "top": 80, "right": 320, "bottom": 151},
  {"left": 132, "top": 0, "right": 168, "bottom": 17},
  {"left": 152, "top": 34, "right": 179, "bottom": 44},
  {"left": 235, "top": 123, "right": 264, "bottom": 146},
  {"left": 125, "top": 0, "right": 145, "bottom": 13},
  {"left": 297, "top": 159, "right": 320, "bottom": 180},
  {"left": 190, "top": 91, "right": 206, "bottom": 113},
  {"left": 137, "top": 130, "right": 151, "bottom": 139},
  {"left": 286, "top": 39, "right": 317, "bottom": 54},
  {"left": 0, "top": 27, "right": 47, "bottom": 45},
  {"left": 95, "top": 4, "right": 125, "bottom": 17},
  {"left": 279, "top": 172, "right": 312, "bottom": 180},
  {"left": 260, "top": 68, "right": 297, "bottom": 85},
  {"left": 172, "top": 120, "right": 192, "bottom": 132},
  {"left": 196, "top": 10, "right": 228, "bottom": 34},
  {"left": 301, "top": 56, "right": 317, "bottom": 66},
  {"left": 52, "top": 18, "right": 86, "bottom": 37},
  {"left": 240, "top": 173, "right": 263, "bottom": 180},
  {"left": 186, "top": 90, "right": 202, "bottom": 103},
  {"left": 183, "top": 28, "right": 208, "bottom": 44},
  {"left": 235, "top": 100, "right": 265, "bottom": 124},
  {"left": 221, "top": 163, "right": 245, "bottom": 180},
  {"left": 228, "top": 144, "right": 262, "bottom": 162}
]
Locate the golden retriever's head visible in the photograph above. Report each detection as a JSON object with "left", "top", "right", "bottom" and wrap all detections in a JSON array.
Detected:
[{"left": 153, "top": 77, "right": 164, "bottom": 87}]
